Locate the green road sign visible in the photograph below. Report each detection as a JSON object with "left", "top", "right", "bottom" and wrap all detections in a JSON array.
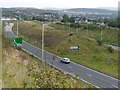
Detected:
[{"left": 12, "top": 37, "right": 22, "bottom": 47}]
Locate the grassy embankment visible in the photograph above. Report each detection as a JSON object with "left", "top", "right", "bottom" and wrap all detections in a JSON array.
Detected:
[
  {"left": 2, "top": 33, "right": 93, "bottom": 88},
  {"left": 50, "top": 23, "right": 119, "bottom": 45},
  {"left": 12, "top": 21, "right": 119, "bottom": 79}
]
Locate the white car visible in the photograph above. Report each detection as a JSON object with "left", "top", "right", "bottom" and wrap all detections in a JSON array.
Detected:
[{"left": 60, "top": 58, "right": 70, "bottom": 64}]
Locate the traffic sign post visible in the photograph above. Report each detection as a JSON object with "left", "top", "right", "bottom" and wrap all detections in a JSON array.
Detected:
[
  {"left": 12, "top": 37, "right": 22, "bottom": 47},
  {"left": 53, "top": 54, "right": 56, "bottom": 60}
]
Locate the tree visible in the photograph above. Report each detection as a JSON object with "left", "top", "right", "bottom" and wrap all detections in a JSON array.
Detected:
[
  {"left": 61, "top": 14, "right": 69, "bottom": 22},
  {"left": 83, "top": 17, "right": 86, "bottom": 21},
  {"left": 70, "top": 23, "right": 80, "bottom": 28},
  {"left": 32, "top": 16, "right": 36, "bottom": 20},
  {"left": 69, "top": 17, "right": 75, "bottom": 23},
  {"left": 98, "top": 18, "right": 102, "bottom": 23},
  {"left": 107, "top": 18, "right": 118, "bottom": 27},
  {"left": 118, "top": 18, "right": 120, "bottom": 28}
]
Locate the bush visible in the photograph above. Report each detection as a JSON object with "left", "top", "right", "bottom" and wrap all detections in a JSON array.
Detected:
[
  {"left": 97, "top": 40, "right": 103, "bottom": 46},
  {"left": 70, "top": 23, "right": 80, "bottom": 28},
  {"left": 108, "top": 46, "right": 113, "bottom": 53},
  {"left": 69, "top": 33, "right": 73, "bottom": 36}
]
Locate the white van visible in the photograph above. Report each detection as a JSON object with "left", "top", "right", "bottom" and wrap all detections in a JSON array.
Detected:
[{"left": 60, "top": 58, "right": 70, "bottom": 64}]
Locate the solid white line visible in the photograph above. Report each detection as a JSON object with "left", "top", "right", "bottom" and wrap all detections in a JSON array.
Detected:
[
  {"left": 23, "top": 41, "right": 41, "bottom": 50},
  {"left": 22, "top": 47, "right": 101, "bottom": 88},
  {"left": 112, "top": 85, "right": 119, "bottom": 88},
  {"left": 7, "top": 32, "right": 100, "bottom": 88},
  {"left": 22, "top": 48, "right": 44, "bottom": 62},
  {"left": 71, "top": 61, "right": 119, "bottom": 81},
  {"left": 25, "top": 42, "right": 62, "bottom": 60},
  {"left": 81, "top": 79, "right": 99, "bottom": 88},
  {"left": 8, "top": 23, "right": 119, "bottom": 88},
  {"left": 65, "top": 72, "right": 100, "bottom": 88}
]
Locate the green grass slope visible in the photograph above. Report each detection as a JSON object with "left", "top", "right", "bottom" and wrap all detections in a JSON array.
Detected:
[{"left": 12, "top": 21, "right": 118, "bottom": 78}]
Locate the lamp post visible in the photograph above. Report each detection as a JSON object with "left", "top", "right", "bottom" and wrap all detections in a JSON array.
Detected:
[
  {"left": 100, "top": 28, "right": 103, "bottom": 41},
  {"left": 100, "top": 23, "right": 105, "bottom": 41},
  {"left": 17, "top": 15, "right": 20, "bottom": 37},
  {"left": 87, "top": 16, "right": 88, "bottom": 36},
  {"left": 17, "top": 20, "right": 18, "bottom": 37},
  {"left": 42, "top": 24, "right": 44, "bottom": 60}
]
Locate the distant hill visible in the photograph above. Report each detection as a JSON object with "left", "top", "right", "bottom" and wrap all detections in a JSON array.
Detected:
[
  {"left": 56, "top": 8, "right": 118, "bottom": 19},
  {"left": 61, "top": 8, "right": 117, "bottom": 16},
  {"left": 1, "top": 7, "right": 118, "bottom": 18},
  {"left": 2, "top": 8, "right": 57, "bottom": 15},
  {"left": 66, "top": 8, "right": 117, "bottom": 12},
  {"left": 97, "top": 7, "right": 118, "bottom": 11}
]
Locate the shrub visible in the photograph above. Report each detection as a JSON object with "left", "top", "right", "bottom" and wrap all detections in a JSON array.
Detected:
[
  {"left": 108, "top": 46, "right": 113, "bottom": 53},
  {"left": 97, "top": 40, "right": 103, "bottom": 46},
  {"left": 69, "top": 33, "right": 73, "bottom": 36},
  {"left": 70, "top": 23, "right": 80, "bottom": 28}
]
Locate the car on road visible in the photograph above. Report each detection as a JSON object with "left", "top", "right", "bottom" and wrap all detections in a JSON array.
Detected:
[{"left": 60, "top": 58, "right": 70, "bottom": 64}]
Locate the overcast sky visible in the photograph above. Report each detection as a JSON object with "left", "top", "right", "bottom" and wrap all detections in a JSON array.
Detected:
[{"left": 0, "top": 0, "right": 119, "bottom": 9}]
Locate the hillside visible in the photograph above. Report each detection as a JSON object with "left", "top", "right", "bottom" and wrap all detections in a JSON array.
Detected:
[
  {"left": 66, "top": 8, "right": 117, "bottom": 13},
  {"left": 2, "top": 34, "right": 92, "bottom": 88},
  {"left": 2, "top": 7, "right": 58, "bottom": 14},
  {"left": 12, "top": 21, "right": 118, "bottom": 78},
  {"left": 60, "top": 8, "right": 117, "bottom": 18}
]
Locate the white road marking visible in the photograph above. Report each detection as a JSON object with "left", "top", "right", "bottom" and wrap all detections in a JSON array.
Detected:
[
  {"left": 87, "top": 74, "right": 92, "bottom": 77},
  {"left": 71, "top": 62, "right": 119, "bottom": 81},
  {"left": 6, "top": 23, "right": 119, "bottom": 88},
  {"left": 112, "top": 85, "right": 118, "bottom": 88},
  {"left": 68, "top": 66, "right": 72, "bottom": 68},
  {"left": 81, "top": 79, "right": 99, "bottom": 88}
]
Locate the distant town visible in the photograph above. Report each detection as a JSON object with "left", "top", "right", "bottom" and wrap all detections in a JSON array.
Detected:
[{"left": 1, "top": 8, "right": 119, "bottom": 28}]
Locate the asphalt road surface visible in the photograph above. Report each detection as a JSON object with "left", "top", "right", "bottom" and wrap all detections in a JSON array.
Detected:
[{"left": 4, "top": 23, "right": 119, "bottom": 89}]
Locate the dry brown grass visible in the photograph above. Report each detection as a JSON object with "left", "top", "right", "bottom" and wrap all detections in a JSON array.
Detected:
[{"left": 2, "top": 35, "right": 93, "bottom": 88}]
